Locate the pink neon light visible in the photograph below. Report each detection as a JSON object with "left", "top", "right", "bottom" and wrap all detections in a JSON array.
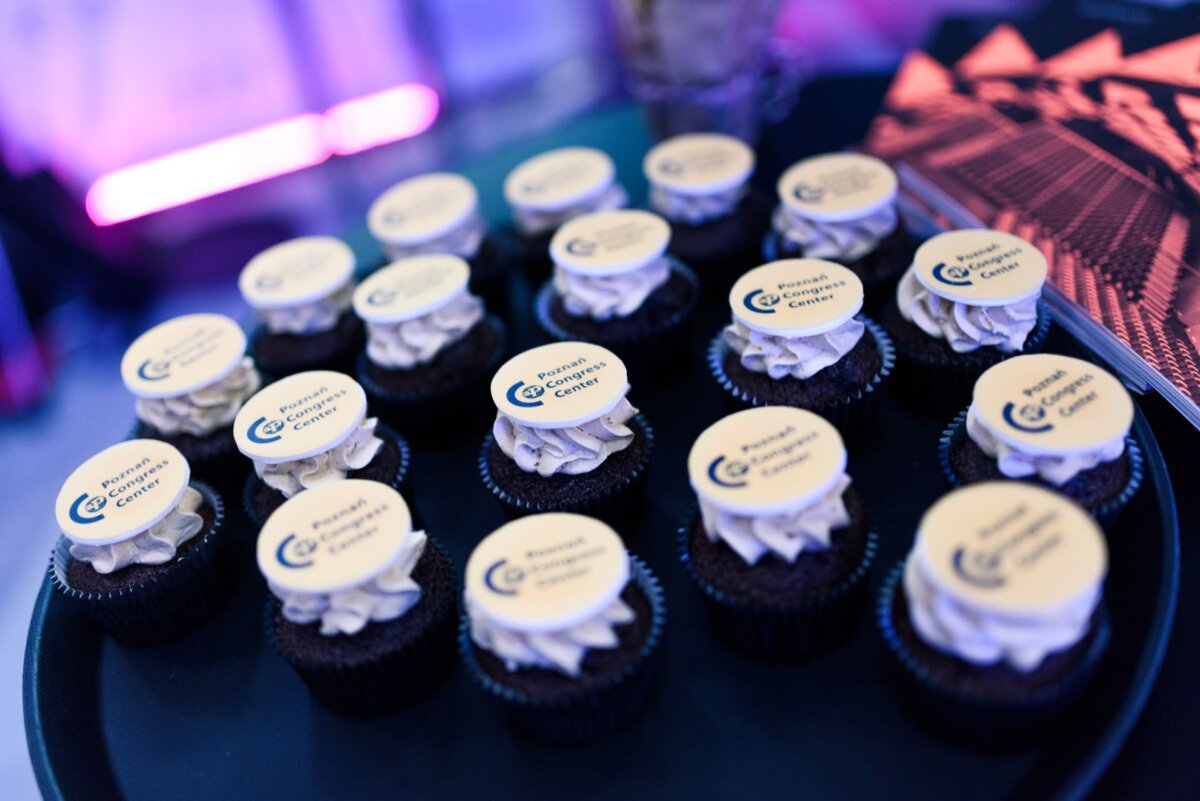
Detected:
[
  {"left": 85, "top": 83, "right": 440, "bottom": 226},
  {"left": 326, "top": 83, "right": 440, "bottom": 156}
]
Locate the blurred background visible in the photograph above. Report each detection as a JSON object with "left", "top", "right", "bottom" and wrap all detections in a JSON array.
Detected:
[{"left": 1, "top": 0, "right": 1194, "bottom": 797}]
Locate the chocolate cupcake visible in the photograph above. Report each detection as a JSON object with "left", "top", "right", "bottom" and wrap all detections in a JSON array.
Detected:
[
  {"left": 877, "top": 482, "right": 1110, "bottom": 745},
  {"left": 882, "top": 229, "right": 1051, "bottom": 408},
  {"left": 367, "top": 172, "right": 509, "bottom": 316},
  {"left": 240, "top": 236, "right": 364, "bottom": 379},
  {"left": 122, "top": 313, "right": 262, "bottom": 481},
  {"left": 462, "top": 513, "right": 664, "bottom": 740},
  {"left": 259, "top": 479, "right": 457, "bottom": 715},
  {"left": 50, "top": 440, "right": 231, "bottom": 644},
  {"left": 353, "top": 254, "right": 507, "bottom": 439},
  {"left": 503, "top": 147, "right": 628, "bottom": 281},
  {"left": 235, "top": 370, "right": 411, "bottom": 526},
  {"left": 480, "top": 342, "right": 652, "bottom": 524},
  {"left": 643, "top": 133, "right": 770, "bottom": 302},
  {"left": 707, "top": 259, "right": 893, "bottom": 437},
  {"left": 940, "top": 353, "right": 1142, "bottom": 527},
  {"left": 681, "top": 407, "right": 877, "bottom": 658},
  {"left": 534, "top": 209, "right": 699, "bottom": 378},
  {"left": 764, "top": 153, "right": 908, "bottom": 311}
]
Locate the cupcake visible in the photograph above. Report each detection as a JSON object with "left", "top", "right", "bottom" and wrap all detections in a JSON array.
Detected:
[
  {"left": 121, "top": 313, "right": 262, "bottom": 480},
  {"left": 239, "top": 236, "right": 363, "bottom": 379},
  {"left": 503, "top": 147, "right": 628, "bottom": 280},
  {"left": 941, "top": 353, "right": 1142, "bottom": 527},
  {"left": 479, "top": 341, "right": 653, "bottom": 523},
  {"left": 707, "top": 259, "right": 893, "bottom": 435},
  {"left": 681, "top": 407, "right": 877, "bottom": 658},
  {"left": 259, "top": 479, "right": 457, "bottom": 715},
  {"left": 534, "top": 209, "right": 699, "bottom": 377},
  {"left": 234, "top": 370, "right": 410, "bottom": 526},
  {"left": 353, "top": 254, "right": 508, "bottom": 439},
  {"left": 877, "top": 482, "right": 1110, "bottom": 744},
  {"left": 367, "top": 173, "right": 509, "bottom": 315},
  {"left": 764, "top": 153, "right": 908, "bottom": 310},
  {"left": 882, "top": 228, "right": 1051, "bottom": 404},
  {"left": 643, "top": 133, "right": 770, "bottom": 301},
  {"left": 461, "top": 513, "right": 664, "bottom": 740},
  {"left": 49, "top": 439, "right": 230, "bottom": 644}
]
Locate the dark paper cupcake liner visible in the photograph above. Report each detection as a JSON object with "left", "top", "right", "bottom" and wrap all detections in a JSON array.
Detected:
[
  {"left": 263, "top": 538, "right": 459, "bottom": 716},
  {"left": 242, "top": 423, "right": 413, "bottom": 528},
  {"left": 356, "top": 315, "right": 508, "bottom": 442},
  {"left": 706, "top": 316, "right": 894, "bottom": 441},
  {"left": 678, "top": 509, "right": 878, "bottom": 659},
  {"left": 938, "top": 408, "right": 1143, "bottom": 529},
  {"left": 875, "top": 559, "right": 1111, "bottom": 747},
  {"left": 886, "top": 300, "right": 1052, "bottom": 410},
  {"left": 478, "top": 414, "right": 654, "bottom": 526},
  {"left": 460, "top": 554, "right": 665, "bottom": 741},
  {"left": 532, "top": 259, "right": 700, "bottom": 381},
  {"left": 128, "top": 420, "right": 243, "bottom": 490},
  {"left": 49, "top": 481, "right": 232, "bottom": 645}
]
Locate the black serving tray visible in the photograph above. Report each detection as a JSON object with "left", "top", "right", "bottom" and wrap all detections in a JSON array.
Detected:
[{"left": 24, "top": 106, "right": 1178, "bottom": 801}]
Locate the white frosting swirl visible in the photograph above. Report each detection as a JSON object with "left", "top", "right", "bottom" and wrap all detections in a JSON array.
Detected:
[
  {"left": 553, "top": 258, "right": 671, "bottom": 321},
  {"left": 965, "top": 405, "right": 1126, "bottom": 486},
  {"left": 135, "top": 357, "right": 261, "bottom": 437},
  {"left": 254, "top": 417, "right": 384, "bottom": 498},
  {"left": 493, "top": 394, "right": 637, "bottom": 477},
  {"left": 699, "top": 474, "right": 853, "bottom": 565},
  {"left": 773, "top": 203, "right": 898, "bottom": 261},
  {"left": 650, "top": 183, "right": 747, "bottom": 225},
  {"left": 365, "top": 291, "right": 484, "bottom": 370},
  {"left": 381, "top": 212, "right": 486, "bottom": 262},
  {"left": 467, "top": 590, "right": 635, "bottom": 676},
  {"left": 723, "top": 317, "right": 864, "bottom": 380},
  {"left": 903, "top": 554, "right": 1099, "bottom": 672},
  {"left": 513, "top": 183, "right": 628, "bottom": 237},
  {"left": 69, "top": 486, "right": 205, "bottom": 574},
  {"left": 270, "top": 530, "right": 427, "bottom": 636},
  {"left": 259, "top": 282, "right": 354, "bottom": 335},
  {"left": 897, "top": 266, "right": 1040, "bottom": 354}
]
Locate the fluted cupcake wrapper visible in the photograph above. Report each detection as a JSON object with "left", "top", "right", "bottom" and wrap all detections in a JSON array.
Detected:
[
  {"left": 706, "top": 316, "right": 894, "bottom": 443},
  {"left": 533, "top": 259, "right": 700, "bottom": 381},
  {"left": 127, "top": 420, "right": 243, "bottom": 490},
  {"left": 356, "top": 315, "right": 508, "bottom": 443},
  {"left": 477, "top": 414, "right": 654, "bottom": 528},
  {"left": 49, "top": 481, "right": 232, "bottom": 645},
  {"left": 242, "top": 424, "right": 413, "bottom": 528},
  {"left": 678, "top": 510, "right": 879, "bottom": 659},
  {"left": 263, "top": 538, "right": 459, "bottom": 716},
  {"left": 888, "top": 301, "right": 1053, "bottom": 411},
  {"left": 937, "top": 408, "right": 1143, "bottom": 530},
  {"left": 460, "top": 555, "right": 665, "bottom": 741},
  {"left": 875, "top": 560, "right": 1111, "bottom": 748}
]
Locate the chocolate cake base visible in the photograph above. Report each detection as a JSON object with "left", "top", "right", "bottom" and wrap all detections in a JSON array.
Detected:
[
  {"left": 484, "top": 418, "right": 649, "bottom": 512},
  {"left": 67, "top": 503, "right": 217, "bottom": 595},
  {"left": 363, "top": 317, "right": 504, "bottom": 400},
  {"left": 547, "top": 268, "right": 697, "bottom": 343},
  {"left": 947, "top": 426, "right": 1132, "bottom": 510},
  {"left": 686, "top": 490, "right": 869, "bottom": 606},
  {"left": 718, "top": 328, "right": 883, "bottom": 409},
  {"left": 250, "top": 309, "right": 365, "bottom": 378},
  {"left": 472, "top": 582, "right": 653, "bottom": 702}
]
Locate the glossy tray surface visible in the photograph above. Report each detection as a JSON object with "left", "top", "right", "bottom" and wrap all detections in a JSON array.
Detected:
[{"left": 25, "top": 106, "right": 1179, "bottom": 801}]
